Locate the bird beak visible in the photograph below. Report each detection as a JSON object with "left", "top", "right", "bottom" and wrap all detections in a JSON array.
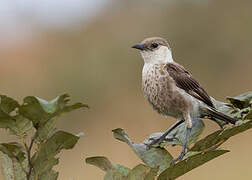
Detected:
[{"left": 131, "top": 43, "right": 145, "bottom": 51}]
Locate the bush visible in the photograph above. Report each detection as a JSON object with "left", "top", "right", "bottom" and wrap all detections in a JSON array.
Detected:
[{"left": 0, "top": 94, "right": 88, "bottom": 180}]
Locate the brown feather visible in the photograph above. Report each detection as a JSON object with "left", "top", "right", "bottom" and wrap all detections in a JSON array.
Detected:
[{"left": 165, "top": 62, "right": 214, "bottom": 107}]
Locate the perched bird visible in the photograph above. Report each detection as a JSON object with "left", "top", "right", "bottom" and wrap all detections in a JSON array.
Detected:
[{"left": 132, "top": 37, "right": 238, "bottom": 163}]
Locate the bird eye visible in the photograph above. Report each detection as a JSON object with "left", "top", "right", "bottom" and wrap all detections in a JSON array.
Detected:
[{"left": 151, "top": 43, "right": 158, "bottom": 48}]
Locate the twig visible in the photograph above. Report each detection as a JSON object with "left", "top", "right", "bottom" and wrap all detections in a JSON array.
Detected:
[
  {"left": 27, "top": 138, "right": 35, "bottom": 180},
  {"left": 22, "top": 137, "right": 35, "bottom": 180}
]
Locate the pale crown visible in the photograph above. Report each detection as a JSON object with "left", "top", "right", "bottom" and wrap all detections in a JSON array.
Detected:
[{"left": 132, "top": 37, "right": 174, "bottom": 64}]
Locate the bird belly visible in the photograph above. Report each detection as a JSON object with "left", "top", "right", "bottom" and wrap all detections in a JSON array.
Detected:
[{"left": 142, "top": 65, "right": 198, "bottom": 119}]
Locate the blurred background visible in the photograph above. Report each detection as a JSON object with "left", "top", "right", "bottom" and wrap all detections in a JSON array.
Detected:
[{"left": 0, "top": 0, "right": 252, "bottom": 179}]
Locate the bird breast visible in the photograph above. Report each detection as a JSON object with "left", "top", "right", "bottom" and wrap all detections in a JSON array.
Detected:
[{"left": 142, "top": 63, "right": 190, "bottom": 118}]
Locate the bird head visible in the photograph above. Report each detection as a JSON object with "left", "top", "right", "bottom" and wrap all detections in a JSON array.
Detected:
[{"left": 132, "top": 37, "right": 173, "bottom": 64}]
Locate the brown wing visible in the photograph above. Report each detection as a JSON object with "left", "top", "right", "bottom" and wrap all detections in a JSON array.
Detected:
[{"left": 165, "top": 63, "right": 214, "bottom": 107}]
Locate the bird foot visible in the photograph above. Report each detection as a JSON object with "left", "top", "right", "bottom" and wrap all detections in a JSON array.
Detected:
[
  {"left": 147, "top": 136, "right": 178, "bottom": 149},
  {"left": 147, "top": 137, "right": 164, "bottom": 149}
]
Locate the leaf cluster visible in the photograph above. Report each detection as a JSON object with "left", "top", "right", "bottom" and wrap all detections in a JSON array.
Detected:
[
  {"left": 86, "top": 92, "right": 252, "bottom": 180},
  {"left": 0, "top": 94, "right": 87, "bottom": 180}
]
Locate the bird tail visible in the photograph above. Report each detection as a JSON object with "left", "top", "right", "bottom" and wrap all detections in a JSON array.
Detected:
[{"left": 206, "top": 108, "right": 238, "bottom": 125}]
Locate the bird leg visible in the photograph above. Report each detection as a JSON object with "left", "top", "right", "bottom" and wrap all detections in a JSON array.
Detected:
[
  {"left": 171, "top": 127, "right": 192, "bottom": 164},
  {"left": 148, "top": 119, "right": 184, "bottom": 147}
]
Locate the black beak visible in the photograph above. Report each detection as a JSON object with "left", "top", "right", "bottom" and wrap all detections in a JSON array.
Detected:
[{"left": 131, "top": 43, "right": 145, "bottom": 51}]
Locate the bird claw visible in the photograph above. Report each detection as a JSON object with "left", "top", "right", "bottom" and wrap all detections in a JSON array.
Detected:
[
  {"left": 147, "top": 136, "right": 178, "bottom": 149},
  {"left": 147, "top": 137, "right": 163, "bottom": 148},
  {"left": 165, "top": 137, "right": 179, "bottom": 142}
]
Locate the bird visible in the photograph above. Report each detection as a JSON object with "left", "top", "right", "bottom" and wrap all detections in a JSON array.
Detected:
[{"left": 132, "top": 37, "right": 238, "bottom": 163}]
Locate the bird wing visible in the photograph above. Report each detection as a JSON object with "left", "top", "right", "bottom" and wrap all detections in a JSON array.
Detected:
[{"left": 165, "top": 62, "right": 214, "bottom": 107}]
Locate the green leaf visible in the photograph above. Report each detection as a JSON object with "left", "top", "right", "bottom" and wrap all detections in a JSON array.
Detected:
[
  {"left": 133, "top": 144, "right": 173, "bottom": 174},
  {"left": 0, "top": 95, "right": 19, "bottom": 114},
  {"left": 227, "top": 92, "right": 252, "bottom": 109},
  {"left": 36, "top": 94, "right": 89, "bottom": 114},
  {"left": 104, "top": 170, "right": 124, "bottom": 180},
  {"left": 38, "top": 170, "right": 59, "bottom": 180},
  {"left": 125, "top": 164, "right": 156, "bottom": 180},
  {"left": 35, "top": 117, "right": 57, "bottom": 142},
  {"left": 86, "top": 156, "right": 114, "bottom": 171},
  {"left": 19, "top": 94, "right": 88, "bottom": 129},
  {"left": 0, "top": 95, "right": 31, "bottom": 136},
  {"left": 0, "top": 143, "right": 26, "bottom": 162},
  {"left": 0, "top": 114, "right": 31, "bottom": 137},
  {"left": 19, "top": 96, "right": 50, "bottom": 128},
  {"left": 113, "top": 164, "right": 131, "bottom": 177},
  {"left": 0, "top": 152, "right": 28, "bottom": 180},
  {"left": 112, "top": 128, "right": 132, "bottom": 145},
  {"left": 35, "top": 96, "right": 60, "bottom": 114},
  {"left": 0, "top": 93, "right": 86, "bottom": 180},
  {"left": 244, "top": 109, "right": 252, "bottom": 119},
  {"left": 157, "top": 150, "right": 229, "bottom": 180},
  {"left": 0, "top": 96, "right": 17, "bottom": 130},
  {"left": 144, "top": 118, "right": 204, "bottom": 148},
  {"left": 112, "top": 128, "right": 173, "bottom": 174},
  {"left": 190, "top": 120, "right": 252, "bottom": 151},
  {"left": 19, "top": 94, "right": 88, "bottom": 143},
  {"left": 144, "top": 168, "right": 159, "bottom": 180},
  {"left": 0, "top": 142, "right": 27, "bottom": 180},
  {"left": 33, "top": 131, "right": 79, "bottom": 176},
  {"left": 86, "top": 156, "right": 131, "bottom": 179},
  {"left": 9, "top": 115, "right": 32, "bottom": 136}
]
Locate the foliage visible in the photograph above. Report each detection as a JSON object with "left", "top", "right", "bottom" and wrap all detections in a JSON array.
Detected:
[
  {"left": 86, "top": 92, "right": 252, "bottom": 180},
  {"left": 0, "top": 94, "right": 88, "bottom": 180}
]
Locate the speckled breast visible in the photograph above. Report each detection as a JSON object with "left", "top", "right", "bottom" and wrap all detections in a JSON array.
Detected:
[{"left": 142, "top": 63, "right": 189, "bottom": 118}]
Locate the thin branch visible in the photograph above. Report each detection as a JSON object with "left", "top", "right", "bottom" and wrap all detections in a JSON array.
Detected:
[
  {"left": 22, "top": 136, "right": 35, "bottom": 180},
  {"left": 27, "top": 138, "right": 35, "bottom": 180}
]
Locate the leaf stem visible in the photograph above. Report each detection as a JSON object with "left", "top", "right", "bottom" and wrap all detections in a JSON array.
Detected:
[
  {"left": 22, "top": 136, "right": 35, "bottom": 180},
  {"left": 27, "top": 138, "right": 35, "bottom": 180}
]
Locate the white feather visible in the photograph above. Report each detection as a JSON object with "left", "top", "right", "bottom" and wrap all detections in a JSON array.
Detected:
[{"left": 140, "top": 46, "right": 173, "bottom": 64}]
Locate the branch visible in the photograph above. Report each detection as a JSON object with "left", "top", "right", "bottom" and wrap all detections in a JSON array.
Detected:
[{"left": 22, "top": 136, "right": 35, "bottom": 180}]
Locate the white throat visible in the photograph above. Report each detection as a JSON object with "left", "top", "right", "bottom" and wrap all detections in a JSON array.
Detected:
[{"left": 140, "top": 46, "right": 174, "bottom": 64}]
